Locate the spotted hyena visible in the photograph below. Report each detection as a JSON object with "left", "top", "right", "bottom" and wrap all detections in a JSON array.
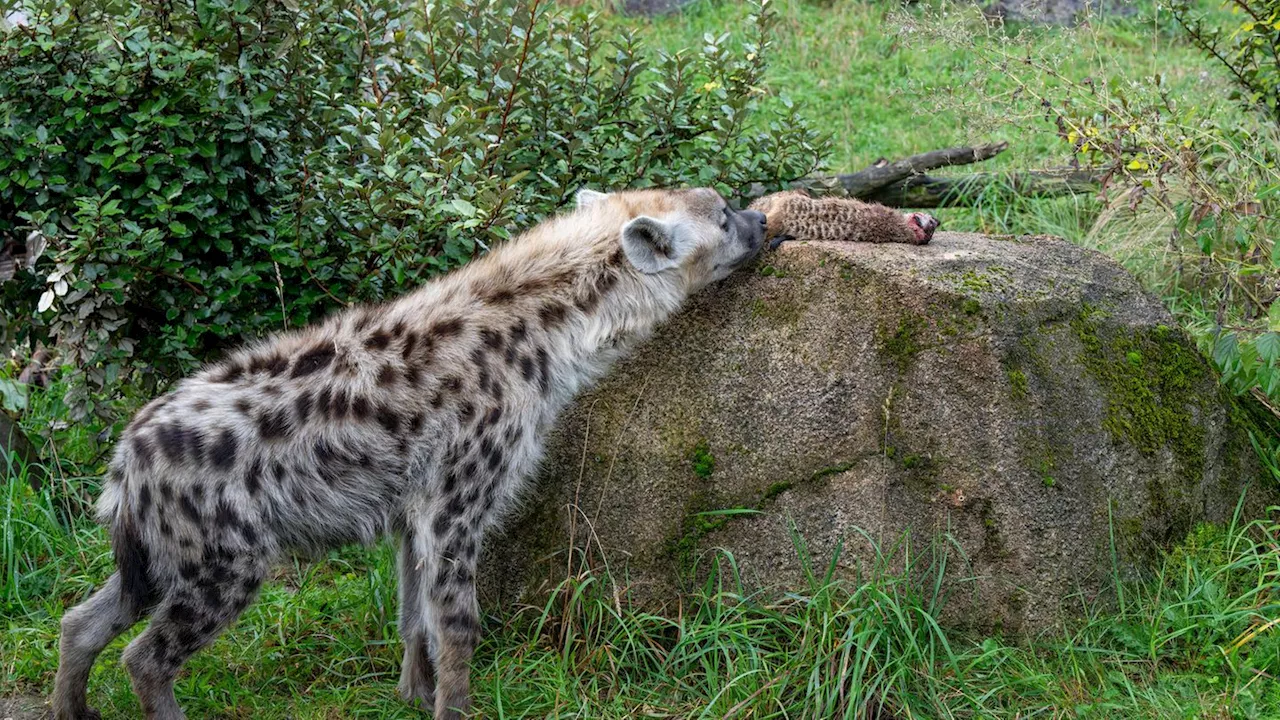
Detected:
[
  {"left": 52, "top": 188, "right": 767, "bottom": 720},
  {"left": 748, "top": 189, "right": 940, "bottom": 248}
]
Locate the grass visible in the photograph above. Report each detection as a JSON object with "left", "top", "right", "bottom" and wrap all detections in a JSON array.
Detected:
[
  {"left": 631, "top": 0, "right": 1230, "bottom": 173},
  {"left": 629, "top": 0, "right": 1262, "bottom": 262},
  {"left": 5, "top": 452, "right": 1280, "bottom": 718},
  {"left": 637, "top": 0, "right": 1280, "bottom": 423}
]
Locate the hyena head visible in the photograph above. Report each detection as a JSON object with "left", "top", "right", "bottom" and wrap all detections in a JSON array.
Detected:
[{"left": 576, "top": 186, "right": 767, "bottom": 292}]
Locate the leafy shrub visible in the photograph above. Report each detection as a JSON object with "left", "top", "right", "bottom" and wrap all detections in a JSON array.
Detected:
[
  {"left": 1165, "top": 1, "right": 1280, "bottom": 410},
  {"left": 1173, "top": 0, "right": 1280, "bottom": 125},
  {"left": 0, "top": 0, "right": 826, "bottom": 422},
  {"left": 942, "top": 4, "right": 1280, "bottom": 417}
]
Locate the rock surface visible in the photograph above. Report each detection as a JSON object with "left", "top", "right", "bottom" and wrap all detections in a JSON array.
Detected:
[
  {"left": 619, "top": 0, "right": 697, "bottom": 17},
  {"left": 481, "top": 232, "right": 1276, "bottom": 633},
  {"left": 984, "top": 0, "right": 1135, "bottom": 24}
]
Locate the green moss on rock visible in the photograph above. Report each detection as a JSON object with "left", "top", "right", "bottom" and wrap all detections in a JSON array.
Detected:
[
  {"left": 665, "top": 489, "right": 728, "bottom": 583},
  {"left": 750, "top": 295, "right": 803, "bottom": 326},
  {"left": 877, "top": 316, "right": 925, "bottom": 374},
  {"left": 1071, "top": 308, "right": 1208, "bottom": 479},
  {"left": 1007, "top": 368, "right": 1029, "bottom": 399},
  {"left": 691, "top": 440, "right": 715, "bottom": 479}
]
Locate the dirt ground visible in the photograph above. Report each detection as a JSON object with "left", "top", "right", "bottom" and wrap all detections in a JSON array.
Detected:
[{"left": 0, "top": 696, "right": 47, "bottom": 720}]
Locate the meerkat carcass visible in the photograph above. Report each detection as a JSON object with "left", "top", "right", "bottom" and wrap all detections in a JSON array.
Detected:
[{"left": 748, "top": 190, "right": 941, "bottom": 249}]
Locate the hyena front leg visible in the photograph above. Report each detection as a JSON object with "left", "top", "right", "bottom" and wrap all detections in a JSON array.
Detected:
[{"left": 397, "top": 526, "right": 437, "bottom": 710}]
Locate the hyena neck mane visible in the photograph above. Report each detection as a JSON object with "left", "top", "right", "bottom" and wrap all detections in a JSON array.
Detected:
[{"left": 417, "top": 208, "right": 687, "bottom": 385}]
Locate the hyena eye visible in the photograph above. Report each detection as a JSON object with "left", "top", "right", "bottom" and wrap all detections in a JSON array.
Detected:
[{"left": 719, "top": 207, "right": 731, "bottom": 232}]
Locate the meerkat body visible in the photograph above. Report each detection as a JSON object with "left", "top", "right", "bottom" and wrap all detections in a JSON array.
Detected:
[{"left": 748, "top": 190, "right": 940, "bottom": 247}]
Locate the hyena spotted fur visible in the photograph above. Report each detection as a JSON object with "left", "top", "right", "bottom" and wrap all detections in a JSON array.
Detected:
[
  {"left": 748, "top": 189, "right": 941, "bottom": 247},
  {"left": 53, "top": 188, "right": 767, "bottom": 720}
]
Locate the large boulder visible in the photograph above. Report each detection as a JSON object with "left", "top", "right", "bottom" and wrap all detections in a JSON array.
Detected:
[
  {"left": 481, "top": 232, "right": 1277, "bottom": 633},
  {"left": 984, "top": 0, "right": 1136, "bottom": 24}
]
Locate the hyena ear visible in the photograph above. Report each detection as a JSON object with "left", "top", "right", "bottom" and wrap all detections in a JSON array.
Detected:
[
  {"left": 621, "top": 215, "right": 680, "bottom": 274},
  {"left": 575, "top": 188, "right": 609, "bottom": 209}
]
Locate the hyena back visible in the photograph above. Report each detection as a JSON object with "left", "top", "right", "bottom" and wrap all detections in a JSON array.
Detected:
[{"left": 52, "top": 188, "right": 767, "bottom": 720}]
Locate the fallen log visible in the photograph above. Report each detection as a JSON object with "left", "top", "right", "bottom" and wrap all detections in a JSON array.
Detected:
[
  {"left": 821, "top": 141, "right": 1010, "bottom": 197},
  {"left": 862, "top": 169, "right": 1104, "bottom": 208},
  {"left": 750, "top": 142, "right": 1104, "bottom": 209}
]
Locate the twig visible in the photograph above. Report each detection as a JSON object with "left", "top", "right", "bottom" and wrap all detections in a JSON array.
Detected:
[{"left": 824, "top": 142, "right": 1011, "bottom": 197}]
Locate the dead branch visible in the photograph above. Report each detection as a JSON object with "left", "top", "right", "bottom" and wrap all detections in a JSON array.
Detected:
[
  {"left": 1, "top": 412, "right": 43, "bottom": 492},
  {"left": 819, "top": 142, "right": 1011, "bottom": 197},
  {"left": 863, "top": 169, "right": 1103, "bottom": 208},
  {"left": 746, "top": 141, "right": 1103, "bottom": 208}
]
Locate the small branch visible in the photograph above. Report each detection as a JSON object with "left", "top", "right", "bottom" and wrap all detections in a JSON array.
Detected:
[
  {"left": 17, "top": 347, "right": 52, "bottom": 388},
  {"left": 863, "top": 169, "right": 1103, "bottom": 208},
  {"left": 820, "top": 142, "right": 1011, "bottom": 197}
]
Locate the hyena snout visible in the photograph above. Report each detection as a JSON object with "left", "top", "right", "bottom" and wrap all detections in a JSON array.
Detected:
[{"left": 735, "top": 208, "right": 768, "bottom": 259}]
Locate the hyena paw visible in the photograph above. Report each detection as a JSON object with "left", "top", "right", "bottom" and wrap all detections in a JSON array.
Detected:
[
  {"left": 398, "top": 679, "right": 435, "bottom": 712},
  {"left": 905, "top": 212, "right": 940, "bottom": 244}
]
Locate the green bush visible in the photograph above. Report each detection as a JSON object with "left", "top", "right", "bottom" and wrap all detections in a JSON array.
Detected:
[
  {"left": 1167, "top": 1, "right": 1280, "bottom": 410},
  {"left": 968, "top": 7, "right": 1280, "bottom": 408},
  {"left": 1173, "top": 0, "right": 1280, "bottom": 125},
  {"left": 0, "top": 0, "right": 826, "bottom": 422}
]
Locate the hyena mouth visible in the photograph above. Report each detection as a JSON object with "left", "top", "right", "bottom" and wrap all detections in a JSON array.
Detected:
[{"left": 736, "top": 209, "right": 768, "bottom": 262}]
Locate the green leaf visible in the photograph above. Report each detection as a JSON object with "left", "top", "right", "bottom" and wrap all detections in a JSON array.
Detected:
[
  {"left": 0, "top": 377, "right": 28, "bottom": 413},
  {"left": 448, "top": 198, "right": 478, "bottom": 218},
  {"left": 1213, "top": 332, "right": 1240, "bottom": 370},
  {"left": 1257, "top": 333, "right": 1280, "bottom": 365}
]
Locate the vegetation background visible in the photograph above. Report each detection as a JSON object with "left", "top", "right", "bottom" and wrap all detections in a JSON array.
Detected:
[{"left": 4, "top": 0, "right": 1280, "bottom": 717}]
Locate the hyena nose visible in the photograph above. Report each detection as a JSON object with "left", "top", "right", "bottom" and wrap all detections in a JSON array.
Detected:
[{"left": 741, "top": 210, "right": 767, "bottom": 228}]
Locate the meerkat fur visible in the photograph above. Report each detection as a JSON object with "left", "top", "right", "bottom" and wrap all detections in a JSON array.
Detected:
[{"left": 748, "top": 189, "right": 940, "bottom": 248}]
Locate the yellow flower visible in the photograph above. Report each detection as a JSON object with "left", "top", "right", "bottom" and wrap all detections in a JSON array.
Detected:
[
  {"left": 1086, "top": 126, "right": 1099, "bottom": 137},
  {"left": 1081, "top": 142, "right": 1090, "bottom": 153},
  {"left": 1182, "top": 138, "right": 1193, "bottom": 149},
  {"left": 1243, "top": 22, "right": 1255, "bottom": 31},
  {"left": 1067, "top": 130, "right": 1079, "bottom": 144},
  {"left": 1127, "top": 159, "right": 1149, "bottom": 171},
  {"left": 700, "top": 81, "right": 721, "bottom": 93}
]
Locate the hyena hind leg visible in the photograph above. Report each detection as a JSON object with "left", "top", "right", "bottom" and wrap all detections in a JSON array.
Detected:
[
  {"left": 121, "top": 570, "right": 265, "bottom": 720},
  {"left": 53, "top": 573, "right": 146, "bottom": 720},
  {"left": 425, "top": 523, "right": 484, "bottom": 720}
]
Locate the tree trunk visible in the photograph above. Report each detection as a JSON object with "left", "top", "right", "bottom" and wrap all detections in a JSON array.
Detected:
[{"left": 1, "top": 412, "right": 43, "bottom": 492}]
